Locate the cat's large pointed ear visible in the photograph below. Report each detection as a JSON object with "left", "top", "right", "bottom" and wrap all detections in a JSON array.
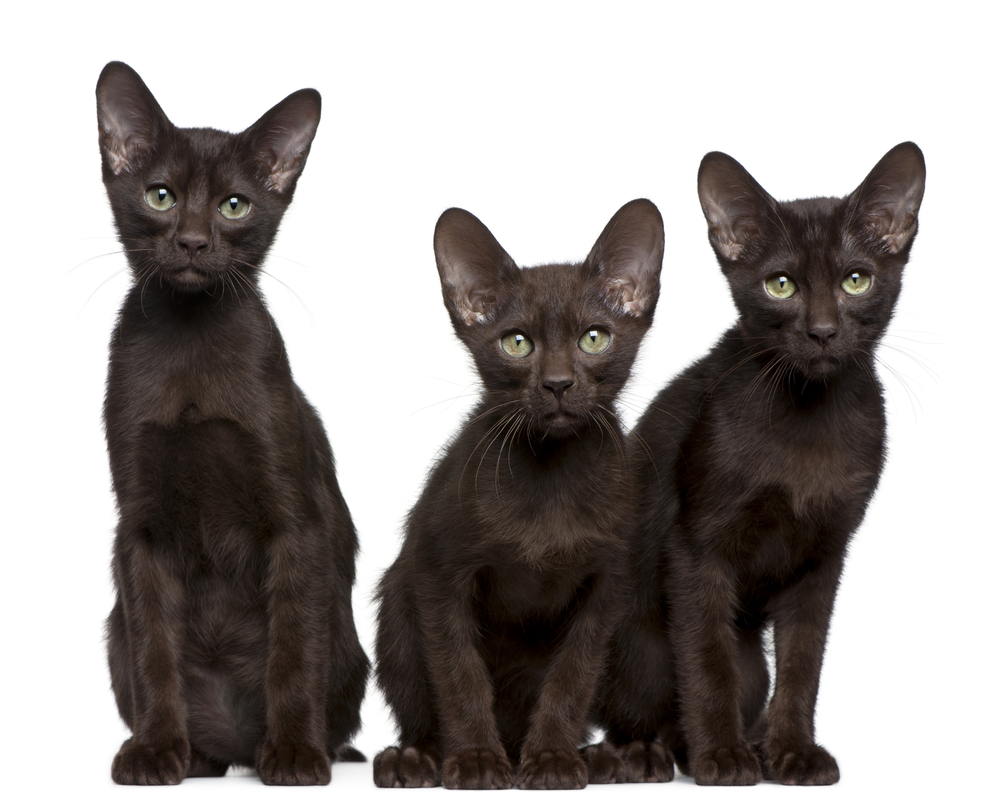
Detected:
[
  {"left": 434, "top": 208, "right": 519, "bottom": 326},
  {"left": 244, "top": 89, "right": 321, "bottom": 194},
  {"left": 698, "top": 152, "right": 777, "bottom": 262},
  {"left": 585, "top": 199, "right": 663, "bottom": 317},
  {"left": 96, "top": 62, "right": 171, "bottom": 175},
  {"left": 850, "top": 142, "right": 925, "bottom": 254}
]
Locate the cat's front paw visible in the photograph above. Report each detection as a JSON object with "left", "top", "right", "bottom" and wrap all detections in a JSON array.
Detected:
[
  {"left": 621, "top": 740, "right": 675, "bottom": 783},
  {"left": 111, "top": 738, "right": 190, "bottom": 785},
  {"left": 442, "top": 748, "right": 514, "bottom": 789},
  {"left": 516, "top": 748, "right": 587, "bottom": 789},
  {"left": 583, "top": 742, "right": 626, "bottom": 784},
  {"left": 373, "top": 745, "right": 441, "bottom": 788},
  {"left": 767, "top": 742, "right": 839, "bottom": 785},
  {"left": 255, "top": 740, "right": 331, "bottom": 785},
  {"left": 689, "top": 743, "right": 762, "bottom": 786}
]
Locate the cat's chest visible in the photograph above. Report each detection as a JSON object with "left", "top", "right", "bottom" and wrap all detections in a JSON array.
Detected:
[
  {"left": 711, "top": 393, "right": 884, "bottom": 516},
  {"left": 473, "top": 463, "right": 627, "bottom": 562},
  {"left": 132, "top": 344, "right": 258, "bottom": 424},
  {"left": 478, "top": 560, "right": 596, "bottom": 623},
  {"left": 110, "top": 317, "right": 277, "bottom": 432}
]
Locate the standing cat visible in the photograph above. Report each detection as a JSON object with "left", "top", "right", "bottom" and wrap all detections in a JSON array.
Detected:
[
  {"left": 593, "top": 143, "right": 925, "bottom": 785},
  {"left": 373, "top": 200, "right": 664, "bottom": 789},
  {"left": 97, "top": 62, "right": 368, "bottom": 785}
]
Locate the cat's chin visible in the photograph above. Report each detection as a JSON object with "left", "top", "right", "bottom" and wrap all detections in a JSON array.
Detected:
[
  {"left": 797, "top": 355, "right": 845, "bottom": 382},
  {"left": 163, "top": 266, "right": 222, "bottom": 293},
  {"left": 534, "top": 411, "right": 587, "bottom": 439}
]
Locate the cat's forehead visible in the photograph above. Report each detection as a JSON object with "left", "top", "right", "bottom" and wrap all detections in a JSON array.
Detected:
[
  {"left": 149, "top": 126, "right": 256, "bottom": 186},
  {"left": 774, "top": 197, "right": 856, "bottom": 257},
  {"left": 506, "top": 263, "right": 610, "bottom": 331},
  {"left": 780, "top": 197, "right": 844, "bottom": 238}
]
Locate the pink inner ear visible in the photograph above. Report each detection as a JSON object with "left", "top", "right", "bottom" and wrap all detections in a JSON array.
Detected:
[
  {"left": 265, "top": 152, "right": 305, "bottom": 193},
  {"left": 603, "top": 277, "right": 647, "bottom": 317},
  {"left": 98, "top": 96, "right": 158, "bottom": 175}
]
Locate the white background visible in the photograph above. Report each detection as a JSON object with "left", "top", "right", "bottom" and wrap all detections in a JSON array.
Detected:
[{"left": 2, "top": 2, "right": 996, "bottom": 801}]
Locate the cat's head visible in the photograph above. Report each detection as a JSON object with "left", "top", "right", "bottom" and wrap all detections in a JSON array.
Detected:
[
  {"left": 698, "top": 142, "right": 925, "bottom": 381},
  {"left": 96, "top": 61, "right": 320, "bottom": 294},
  {"left": 434, "top": 200, "right": 663, "bottom": 438}
]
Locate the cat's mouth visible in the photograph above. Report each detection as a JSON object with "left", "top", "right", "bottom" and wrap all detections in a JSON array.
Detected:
[
  {"left": 803, "top": 354, "right": 843, "bottom": 379},
  {"left": 165, "top": 265, "right": 218, "bottom": 291},
  {"left": 537, "top": 409, "right": 585, "bottom": 437}
]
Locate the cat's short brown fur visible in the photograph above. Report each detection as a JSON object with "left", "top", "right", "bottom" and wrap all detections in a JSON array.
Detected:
[
  {"left": 97, "top": 62, "right": 368, "bottom": 785},
  {"left": 373, "top": 200, "right": 664, "bottom": 789},
  {"left": 593, "top": 143, "right": 925, "bottom": 786}
]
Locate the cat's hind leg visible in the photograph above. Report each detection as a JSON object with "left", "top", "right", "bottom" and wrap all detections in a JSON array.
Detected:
[
  {"left": 588, "top": 603, "right": 676, "bottom": 783},
  {"left": 373, "top": 568, "right": 443, "bottom": 788}
]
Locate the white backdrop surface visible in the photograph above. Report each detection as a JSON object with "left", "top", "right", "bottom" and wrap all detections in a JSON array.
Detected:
[{"left": 2, "top": 2, "right": 995, "bottom": 802}]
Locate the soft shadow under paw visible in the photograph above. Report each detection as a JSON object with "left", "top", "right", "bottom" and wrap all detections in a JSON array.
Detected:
[
  {"left": 373, "top": 745, "right": 441, "bottom": 788},
  {"left": 768, "top": 743, "right": 839, "bottom": 785},
  {"left": 111, "top": 738, "right": 190, "bottom": 785},
  {"left": 690, "top": 743, "right": 762, "bottom": 786},
  {"left": 583, "top": 742, "right": 626, "bottom": 784},
  {"left": 621, "top": 740, "right": 675, "bottom": 783},
  {"left": 516, "top": 749, "right": 587, "bottom": 790},
  {"left": 256, "top": 740, "right": 331, "bottom": 785},
  {"left": 442, "top": 748, "right": 514, "bottom": 789}
]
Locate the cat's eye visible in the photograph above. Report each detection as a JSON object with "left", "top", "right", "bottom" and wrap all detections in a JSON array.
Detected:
[
  {"left": 764, "top": 274, "right": 798, "bottom": 299},
  {"left": 144, "top": 185, "right": 176, "bottom": 211},
  {"left": 500, "top": 331, "right": 534, "bottom": 358},
  {"left": 219, "top": 195, "right": 251, "bottom": 220},
  {"left": 841, "top": 270, "right": 872, "bottom": 296},
  {"left": 578, "top": 327, "right": 611, "bottom": 355}
]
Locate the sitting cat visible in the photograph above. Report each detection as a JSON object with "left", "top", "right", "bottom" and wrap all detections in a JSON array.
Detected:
[
  {"left": 593, "top": 143, "right": 925, "bottom": 785},
  {"left": 97, "top": 62, "right": 368, "bottom": 785},
  {"left": 373, "top": 200, "right": 664, "bottom": 789}
]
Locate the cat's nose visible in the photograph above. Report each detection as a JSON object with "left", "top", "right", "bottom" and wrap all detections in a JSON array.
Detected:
[
  {"left": 177, "top": 233, "right": 209, "bottom": 258},
  {"left": 808, "top": 325, "right": 838, "bottom": 346},
  {"left": 543, "top": 378, "right": 574, "bottom": 400}
]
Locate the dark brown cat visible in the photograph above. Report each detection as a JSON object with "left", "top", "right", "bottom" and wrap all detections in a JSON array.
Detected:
[
  {"left": 592, "top": 143, "right": 925, "bottom": 785},
  {"left": 97, "top": 62, "right": 368, "bottom": 785},
  {"left": 372, "top": 200, "right": 664, "bottom": 789}
]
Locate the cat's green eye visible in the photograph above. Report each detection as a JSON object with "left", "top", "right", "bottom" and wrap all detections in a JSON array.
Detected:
[
  {"left": 764, "top": 274, "right": 798, "bottom": 299},
  {"left": 841, "top": 270, "right": 872, "bottom": 296},
  {"left": 500, "top": 331, "right": 534, "bottom": 358},
  {"left": 144, "top": 185, "right": 176, "bottom": 211},
  {"left": 579, "top": 327, "right": 611, "bottom": 355},
  {"left": 219, "top": 195, "right": 251, "bottom": 220}
]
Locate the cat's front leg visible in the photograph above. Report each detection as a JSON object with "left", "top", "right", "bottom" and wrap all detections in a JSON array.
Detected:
[
  {"left": 256, "top": 525, "right": 333, "bottom": 786},
  {"left": 110, "top": 527, "right": 191, "bottom": 785},
  {"left": 417, "top": 580, "right": 514, "bottom": 790},
  {"left": 764, "top": 554, "right": 843, "bottom": 785},
  {"left": 671, "top": 555, "right": 762, "bottom": 786},
  {"left": 517, "top": 570, "right": 619, "bottom": 790}
]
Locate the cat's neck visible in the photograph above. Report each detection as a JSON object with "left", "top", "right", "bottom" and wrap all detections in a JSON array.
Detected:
[{"left": 121, "top": 274, "right": 264, "bottom": 323}]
